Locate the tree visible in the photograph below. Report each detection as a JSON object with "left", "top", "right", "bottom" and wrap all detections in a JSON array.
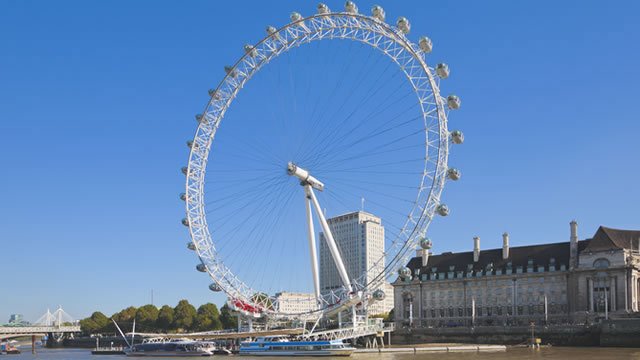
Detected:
[
  {"left": 173, "top": 300, "right": 197, "bottom": 331},
  {"left": 111, "top": 306, "right": 137, "bottom": 332},
  {"left": 250, "top": 293, "right": 274, "bottom": 311},
  {"left": 195, "top": 303, "right": 222, "bottom": 331},
  {"left": 219, "top": 303, "right": 238, "bottom": 330},
  {"left": 156, "top": 305, "right": 174, "bottom": 332},
  {"left": 80, "top": 311, "right": 109, "bottom": 334},
  {"left": 385, "top": 309, "right": 395, "bottom": 322},
  {"left": 136, "top": 304, "right": 159, "bottom": 332}
]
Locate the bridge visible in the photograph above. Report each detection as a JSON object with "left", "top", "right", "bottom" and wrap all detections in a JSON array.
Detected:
[{"left": 0, "top": 307, "right": 80, "bottom": 345}]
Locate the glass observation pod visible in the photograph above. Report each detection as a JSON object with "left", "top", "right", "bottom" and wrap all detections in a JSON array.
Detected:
[
  {"left": 450, "top": 130, "right": 465, "bottom": 144},
  {"left": 436, "top": 204, "right": 450, "bottom": 216},
  {"left": 208, "top": 89, "right": 221, "bottom": 100},
  {"left": 447, "top": 168, "right": 461, "bottom": 181},
  {"left": 419, "top": 36, "right": 433, "bottom": 53},
  {"left": 290, "top": 12, "right": 303, "bottom": 22},
  {"left": 209, "top": 283, "right": 222, "bottom": 292},
  {"left": 420, "top": 237, "right": 433, "bottom": 249},
  {"left": 398, "top": 266, "right": 412, "bottom": 279},
  {"left": 371, "top": 5, "right": 385, "bottom": 21},
  {"left": 436, "top": 63, "right": 450, "bottom": 79},
  {"left": 187, "top": 242, "right": 196, "bottom": 251},
  {"left": 244, "top": 44, "right": 257, "bottom": 58},
  {"left": 317, "top": 3, "right": 330, "bottom": 14},
  {"left": 181, "top": 218, "right": 190, "bottom": 227},
  {"left": 345, "top": 1, "right": 358, "bottom": 14},
  {"left": 447, "top": 95, "right": 461, "bottom": 110},
  {"left": 196, "top": 263, "right": 207, "bottom": 272},
  {"left": 224, "top": 66, "right": 237, "bottom": 78},
  {"left": 372, "top": 289, "right": 386, "bottom": 300},
  {"left": 396, "top": 17, "right": 411, "bottom": 34}
]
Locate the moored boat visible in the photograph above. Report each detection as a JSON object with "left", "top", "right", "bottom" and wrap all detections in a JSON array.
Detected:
[
  {"left": 125, "top": 338, "right": 216, "bottom": 357},
  {"left": 239, "top": 336, "right": 354, "bottom": 357}
]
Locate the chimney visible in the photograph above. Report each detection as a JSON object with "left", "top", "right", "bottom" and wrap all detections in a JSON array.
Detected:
[
  {"left": 502, "top": 232, "right": 510, "bottom": 259},
  {"left": 570, "top": 220, "right": 578, "bottom": 270},
  {"left": 473, "top": 236, "right": 480, "bottom": 262}
]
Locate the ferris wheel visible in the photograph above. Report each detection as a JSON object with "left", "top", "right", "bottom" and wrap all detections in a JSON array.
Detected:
[{"left": 181, "top": 2, "right": 464, "bottom": 320}]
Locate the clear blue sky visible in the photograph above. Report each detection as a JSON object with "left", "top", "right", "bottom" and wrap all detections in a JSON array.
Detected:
[{"left": 0, "top": 0, "right": 638, "bottom": 323}]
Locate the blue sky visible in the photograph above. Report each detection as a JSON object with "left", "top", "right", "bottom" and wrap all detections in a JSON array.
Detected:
[{"left": 0, "top": 0, "right": 638, "bottom": 323}]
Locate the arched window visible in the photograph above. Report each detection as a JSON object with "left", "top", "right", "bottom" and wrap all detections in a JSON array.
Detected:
[{"left": 593, "top": 258, "right": 610, "bottom": 269}]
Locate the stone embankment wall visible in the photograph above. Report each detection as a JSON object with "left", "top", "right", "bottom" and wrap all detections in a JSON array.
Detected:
[{"left": 392, "top": 319, "right": 640, "bottom": 347}]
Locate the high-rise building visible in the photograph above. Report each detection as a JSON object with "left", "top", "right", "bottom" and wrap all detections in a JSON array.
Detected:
[
  {"left": 319, "top": 211, "right": 394, "bottom": 315},
  {"left": 8, "top": 314, "right": 23, "bottom": 325}
]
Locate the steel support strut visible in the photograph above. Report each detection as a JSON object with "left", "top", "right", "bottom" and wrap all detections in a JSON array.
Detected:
[
  {"left": 304, "top": 185, "right": 321, "bottom": 303},
  {"left": 289, "top": 163, "right": 352, "bottom": 294}
]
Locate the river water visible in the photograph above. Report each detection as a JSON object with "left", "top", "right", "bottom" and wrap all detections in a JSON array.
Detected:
[{"left": 7, "top": 347, "right": 640, "bottom": 360}]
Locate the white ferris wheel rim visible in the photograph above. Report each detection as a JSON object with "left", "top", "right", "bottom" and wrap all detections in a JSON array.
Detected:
[{"left": 184, "top": 9, "right": 453, "bottom": 317}]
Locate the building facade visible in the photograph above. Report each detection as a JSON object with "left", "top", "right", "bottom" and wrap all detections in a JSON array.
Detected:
[
  {"left": 319, "top": 211, "right": 394, "bottom": 315},
  {"left": 274, "top": 292, "right": 317, "bottom": 315},
  {"left": 393, "top": 221, "right": 640, "bottom": 328}
]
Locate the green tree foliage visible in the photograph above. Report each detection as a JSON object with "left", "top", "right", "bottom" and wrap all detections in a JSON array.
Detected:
[
  {"left": 173, "top": 300, "right": 197, "bottom": 331},
  {"left": 79, "top": 311, "right": 109, "bottom": 334},
  {"left": 219, "top": 303, "right": 238, "bottom": 330},
  {"left": 111, "top": 306, "right": 137, "bottom": 332},
  {"left": 156, "top": 305, "right": 175, "bottom": 331},
  {"left": 385, "top": 309, "right": 394, "bottom": 322},
  {"left": 194, "top": 303, "right": 222, "bottom": 331},
  {"left": 136, "top": 304, "right": 159, "bottom": 332},
  {"left": 250, "top": 293, "right": 274, "bottom": 311}
]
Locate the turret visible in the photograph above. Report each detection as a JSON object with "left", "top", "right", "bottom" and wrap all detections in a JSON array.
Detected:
[
  {"left": 570, "top": 220, "right": 578, "bottom": 270},
  {"left": 473, "top": 236, "right": 480, "bottom": 262},
  {"left": 502, "top": 232, "right": 509, "bottom": 260}
]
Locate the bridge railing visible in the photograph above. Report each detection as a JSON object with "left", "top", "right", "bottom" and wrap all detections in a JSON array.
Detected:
[{"left": 0, "top": 325, "right": 81, "bottom": 334}]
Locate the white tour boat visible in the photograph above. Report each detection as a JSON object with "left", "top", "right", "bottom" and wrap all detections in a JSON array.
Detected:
[
  {"left": 125, "top": 337, "right": 216, "bottom": 357},
  {"left": 239, "top": 336, "right": 355, "bottom": 357}
]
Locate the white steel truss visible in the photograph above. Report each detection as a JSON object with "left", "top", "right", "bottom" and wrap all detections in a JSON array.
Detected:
[{"left": 184, "top": 8, "right": 456, "bottom": 318}]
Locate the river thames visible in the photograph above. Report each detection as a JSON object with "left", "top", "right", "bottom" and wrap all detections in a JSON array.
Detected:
[{"left": 9, "top": 347, "right": 640, "bottom": 359}]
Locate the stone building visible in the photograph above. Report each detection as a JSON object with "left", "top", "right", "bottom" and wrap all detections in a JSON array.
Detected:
[{"left": 393, "top": 221, "right": 640, "bottom": 328}]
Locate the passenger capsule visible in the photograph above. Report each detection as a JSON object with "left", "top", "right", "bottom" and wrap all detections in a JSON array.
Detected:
[
  {"left": 290, "top": 12, "right": 303, "bottom": 22},
  {"left": 447, "top": 168, "right": 461, "bottom": 181},
  {"left": 181, "top": 166, "right": 188, "bottom": 175},
  {"left": 179, "top": 192, "right": 187, "bottom": 201},
  {"left": 209, "top": 283, "right": 222, "bottom": 292},
  {"left": 187, "top": 242, "right": 196, "bottom": 251},
  {"left": 244, "top": 44, "right": 257, "bottom": 58},
  {"left": 317, "top": 3, "right": 330, "bottom": 14},
  {"left": 372, "top": 289, "right": 385, "bottom": 301},
  {"left": 398, "top": 267, "right": 412, "bottom": 279},
  {"left": 181, "top": 218, "right": 190, "bottom": 226},
  {"left": 450, "top": 130, "right": 465, "bottom": 144},
  {"left": 208, "top": 89, "right": 220, "bottom": 100},
  {"left": 371, "top": 5, "right": 385, "bottom": 21},
  {"left": 436, "top": 204, "right": 450, "bottom": 216},
  {"left": 186, "top": 140, "right": 193, "bottom": 149},
  {"left": 436, "top": 63, "right": 450, "bottom": 79},
  {"left": 345, "top": 1, "right": 358, "bottom": 14},
  {"left": 419, "top": 36, "right": 433, "bottom": 53},
  {"left": 447, "top": 95, "right": 461, "bottom": 110},
  {"left": 224, "top": 66, "right": 237, "bottom": 78},
  {"left": 266, "top": 26, "right": 277, "bottom": 36},
  {"left": 195, "top": 114, "right": 203, "bottom": 123},
  {"left": 419, "top": 237, "right": 432, "bottom": 250},
  {"left": 196, "top": 263, "right": 207, "bottom": 272},
  {"left": 396, "top": 17, "right": 411, "bottom": 34}
]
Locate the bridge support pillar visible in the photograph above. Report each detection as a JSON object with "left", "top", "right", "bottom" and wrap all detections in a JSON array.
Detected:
[{"left": 32, "top": 335, "right": 36, "bottom": 354}]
